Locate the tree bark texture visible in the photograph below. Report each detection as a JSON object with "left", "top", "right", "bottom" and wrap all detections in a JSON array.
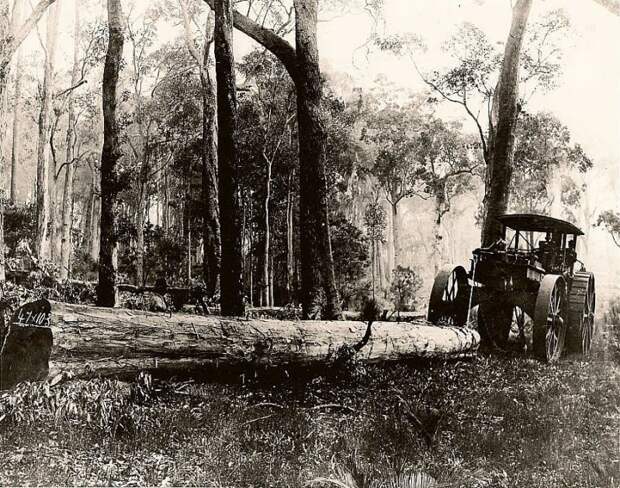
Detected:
[
  {"left": 97, "top": 0, "right": 124, "bottom": 307},
  {"left": 200, "top": 17, "right": 221, "bottom": 298},
  {"left": 59, "top": 2, "right": 81, "bottom": 281},
  {"left": 42, "top": 302, "right": 480, "bottom": 380},
  {"left": 214, "top": 0, "right": 244, "bottom": 315},
  {"left": 293, "top": 0, "right": 340, "bottom": 319},
  {"left": 9, "top": 0, "right": 24, "bottom": 204},
  {"left": 480, "top": 0, "right": 532, "bottom": 247},
  {"left": 35, "top": 1, "right": 60, "bottom": 260}
]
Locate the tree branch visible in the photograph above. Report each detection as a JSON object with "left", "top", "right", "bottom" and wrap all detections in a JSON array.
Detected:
[
  {"left": 10, "top": 0, "right": 57, "bottom": 56},
  {"left": 591, "top": 0, "right": 620, "bottom": 16},
  {"left": 201, "top": 0, "right": 298, "bottom": 82}
]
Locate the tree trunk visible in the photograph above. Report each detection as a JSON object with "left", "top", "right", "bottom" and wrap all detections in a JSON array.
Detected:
[
  {"left": 9, "top": 0, "right": 24, "bottom": 205},
  {"left": 0, "top": 300, "right": 480, "bottom": 388},
  {"left": 286, "top": 172, "right": 295, "bottom": 303},
  {"left": 294, "top": 0, "right": 339, "bottom": 319},
  {"left": 480, "top": 0, "right": 533, "bottom": 247},
  {"left": 214, "top": 0, "right": 244, "bottom": 316},
  {"left": 391, "top": 200, "right": 400, "bottom": 269},
  {"left": 179, "top": 1, "right": 220, "bottom": 298},
  {"left": 35, "top": 1, "right": 60, "bottom": 260},
  {"left": 59, "top": 2, "right": 80, "bottom": 281},
  {"left": 97, "top": 0, "right": 124, "bottom": 307},
  {"left": 262, "top": 155, "right": 272, "bottom": 307},
  {"left": 200, "top": 27, "right": 221, "bottom": 299}
]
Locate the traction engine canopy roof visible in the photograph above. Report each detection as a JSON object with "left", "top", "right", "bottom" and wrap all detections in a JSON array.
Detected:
[{"left": 497, "top": 213, "right": 584, "bottom": 236}]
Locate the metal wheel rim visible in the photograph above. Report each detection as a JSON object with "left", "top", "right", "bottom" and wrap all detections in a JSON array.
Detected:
[
  {"left": 545, "top": 283, "right": 565, "bottom": 361},
  {"left": 442, "top": 270, "right": 460, "bottom": 303},
  {"left": 581, "top": 278, "right": 595, "bottom": 354}
]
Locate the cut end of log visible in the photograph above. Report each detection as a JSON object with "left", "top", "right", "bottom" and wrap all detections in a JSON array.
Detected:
[{"left": 0, "top": 299, "right": 53, "bottom": 390}]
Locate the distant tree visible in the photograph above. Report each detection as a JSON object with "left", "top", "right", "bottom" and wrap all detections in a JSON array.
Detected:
[
  {"left": 361, "top": 99, "right": 428, "bottom": 267},
  {"left": 364, "top": 200, "right": 387, "bottom": 299},
  {"left": 0, "top": 0, "right": 62, "bottom": 282},
  {"left": 330, "top": 215, "right": 369, "bottom": 310},
  {"left": 385, "top": 4, "right": 569, "bottom": 245},
  {"left": 390, "top": 265, "right": 423, "bottom": 315},
  {"left": 510, "top": 112, "right": 592, "bottom": 216},
  {"left": 596, "top": 210, "right": 620, "bottom": 248},
  {"left": 35, "top": 2, "right": 61, "bottom": 261}
]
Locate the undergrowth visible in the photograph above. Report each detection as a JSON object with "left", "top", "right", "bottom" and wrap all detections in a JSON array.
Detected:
[{"left": 0, "top": 331, "right": 618, "bottom": 487}]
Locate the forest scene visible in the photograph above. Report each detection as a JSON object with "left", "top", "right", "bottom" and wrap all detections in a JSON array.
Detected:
[{"left": 0, "top": 0, "right": 619, "bottom": 486}]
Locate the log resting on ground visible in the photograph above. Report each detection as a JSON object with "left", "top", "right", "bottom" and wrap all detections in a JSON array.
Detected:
[{"left": 1, "top": 301, "right": 480, "bottom": 386}]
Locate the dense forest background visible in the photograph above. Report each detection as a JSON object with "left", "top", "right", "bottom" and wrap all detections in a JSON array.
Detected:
[{"left": 0, "top": 0, "right": 618, "bottom": 316}]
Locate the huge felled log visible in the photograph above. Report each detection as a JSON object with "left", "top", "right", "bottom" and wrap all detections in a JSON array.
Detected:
[{"left": 0, "top": 300, "right": 480, "bottom": 389}]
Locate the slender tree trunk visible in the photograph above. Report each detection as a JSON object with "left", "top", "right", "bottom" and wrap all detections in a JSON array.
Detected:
[
  {"left": 391, "top": 200, "right": 400, "bottom": 269},
  {"left": 35, "top": 2, "right": 60, "bottom": 260},
  {"left": 9, "top": 0, "right": 24, "bottom": 204},
  {"left": 59, "top": 2, "right": 80, "bottom": 281},
  {"left": 214, "top": 0, "right": 244, "bottom": 315},
  {"left": 480, "top": 0, "right": 532, "bottom": 246},
  {"left": 134, "top": 158, "right": 148, "bottom": 286},
  {"left": 371, "top": 240, "right": 376, "bottom": 299},
  {"left": 293, "top": 0, "right": 339, "bottom": 319},
  {"left": 286, "top": 171, "right": 295, "bottom": 303},
  {"left": 97, "top": 0, "right": 124, "bottom": 307},
  {"left": 201, "top": 32, "right": 220, "bottom": 298},
  {"left": 179, "top": 1, "right": 220, "bottom": 297},
  {"left": 262, "top": 155, "right": 272, "bottom": 307}
]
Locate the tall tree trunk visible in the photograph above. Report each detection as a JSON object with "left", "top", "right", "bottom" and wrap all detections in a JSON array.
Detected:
[
  {"left": 35, "top": 2, "right": 60, "bottom": 260},
  {"left": 286, "top": 171, "right": 295, "bottom": 303},
  {"left": 391, "top": 201, "right": 400, "bottom": 269},
  {"left": 59, "top": 2, "right": 80, "bottom": 281},
  {"left": 135, "top": 182, "right": 147, "bottom": 285},
  {"left": 262, "top": 155, "right": 272, "bottom": 307},
  {"left": 9, "top": 0, "right": 24, "bottom": 204},
  {"left": 293, "top": 0, "right": 339, "bottom": 319},
  {"left": 200, "top": 20, "right": 221, "bottom": 298},
  {"left": 480, "top": 0, "right": 532, "bottom": 246},
  {"left": 214, "top": 0, "right": 244, "bottom": 316},
  {"left": 97, "top": 0, "right": 124, "bottom": 307}
]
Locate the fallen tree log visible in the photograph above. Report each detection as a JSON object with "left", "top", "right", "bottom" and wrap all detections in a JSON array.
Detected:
[{"left": 0, "top": 300, "right": 480, "bottom": 389}]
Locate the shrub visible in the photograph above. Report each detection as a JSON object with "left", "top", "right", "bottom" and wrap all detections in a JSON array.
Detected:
[{"left": 389, "top": 266, "right": 423, "bottom": 313}]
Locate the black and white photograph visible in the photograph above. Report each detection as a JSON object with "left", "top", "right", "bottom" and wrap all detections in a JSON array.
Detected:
[{"left": 0, "top": 0, "right": 618, "bottom": 486}]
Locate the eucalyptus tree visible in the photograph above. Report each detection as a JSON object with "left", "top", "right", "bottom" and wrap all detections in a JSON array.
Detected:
[
  {"left": 199, "top": 0, "right": 380, "bottom": 318},
  {"left": 97, "top": 0, "right": 125, "bottom": 307}
]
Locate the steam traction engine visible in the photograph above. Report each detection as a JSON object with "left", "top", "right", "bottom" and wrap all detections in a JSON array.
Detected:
[{"left": 427, "top": 214, "right": 595, "bottom": 362}]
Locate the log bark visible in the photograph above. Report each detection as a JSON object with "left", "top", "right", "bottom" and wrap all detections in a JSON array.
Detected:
[{"left": 45, "top": 302, "right": 479, "bottom": 380}]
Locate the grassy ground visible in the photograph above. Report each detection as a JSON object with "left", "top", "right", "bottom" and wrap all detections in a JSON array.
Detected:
[{"left": 0, "top": 323, "right": 618, "bottom": 487}]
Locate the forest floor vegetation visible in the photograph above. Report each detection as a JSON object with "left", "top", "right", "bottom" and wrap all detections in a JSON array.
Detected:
[{"left": 0, "top": 311, "right": 618, "bottom": 487}]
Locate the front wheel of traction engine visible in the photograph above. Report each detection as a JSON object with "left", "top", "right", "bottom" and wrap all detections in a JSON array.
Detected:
[{"left": 533, "top": 275, "right": 568, "bottom": 363}]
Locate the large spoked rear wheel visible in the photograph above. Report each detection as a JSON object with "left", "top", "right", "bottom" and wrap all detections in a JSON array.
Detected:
[
  {"left": 533, "top": 275, "right": 567, "bottom": 363},
  {"left": 427, "top": 265, "right": 470, "bottom": 327},
  {"left": 566, "top": 272, "right": 596, "bottom": 356}
]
